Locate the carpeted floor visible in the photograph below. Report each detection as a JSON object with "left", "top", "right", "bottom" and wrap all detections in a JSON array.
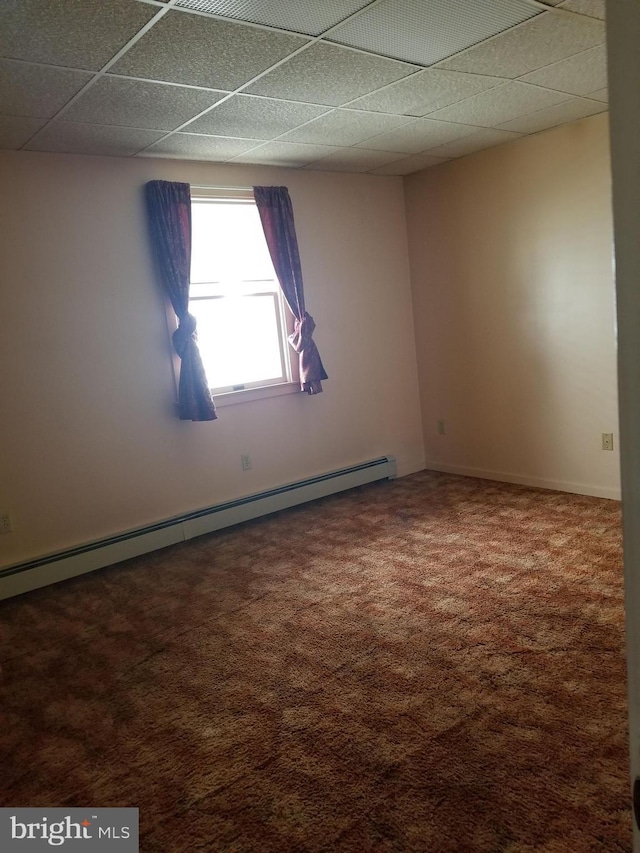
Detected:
[{"left": 0, "top": 471, "right": 631, "bottom": 852}]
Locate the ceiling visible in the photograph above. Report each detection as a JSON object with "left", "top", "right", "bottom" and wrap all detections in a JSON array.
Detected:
[{"left": 0, "top": 0, "right": 607, "bottom": 175}]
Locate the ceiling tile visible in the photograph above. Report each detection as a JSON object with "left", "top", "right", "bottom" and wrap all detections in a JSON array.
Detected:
[
  {"left": 63, "top": 76, "right": 228, "bottom": 131},
  {"left": 358, "top": 118, "right": 475, "bottom": 154},
  {"left": 328, "top": 0, "right": 541, "bottom": 66},
  {"left": 231, "top": 141, "right": 341, "bottom": 166},
  {"left": 278, "top": 109, "right": 410, "bottom": 146},
  {"left": 0, "top": 115, "right": 47, "bottom": 150},
  {"left": 426, "top": 82, "right": 570, "bottom": 127},
  {"left": 518, "top": 45, "right": 606, "bottom": 96},
  {"left": 111, "top": 11, "right": 308, "bottom": 90},
  {"left": 348, "top": 68, "right": 504, "bottom": 117},
  {"left": 498, "top": 96, "right": 606, "bottom": 133},
  {"left": 245, "top": 43, "right": 418, "bottom": 106},
  {"left": 0, "top": 60, "right": 93, "bottom": 119},
  {"left": 1, "top": 0, "right": 610, "bottom": 167},
  {"left": 304, "top": 147, "right": 405, "bottom": 172},
  {"left": 436, "top": 11, "right": 605, "bottom": 78},
  {"left": 0, "top": 0, "right": 158, "bottom": 71},
  {"left": 557, "top": 0, "right": 605, "bottom": 19},
  {"left": 142, "top": 132, "right": 259, "bottom": 160},
  {"left": 173, "top": 0, "right": 372, "bottom": 36},
  {"left": 586, "top": 87, "right": 608, "bottom": 102},
  {"left": 370, "top": 152, "right": 449, "bottom": 175},
  {"left": 184, "top": 94, "right": 328, "bottom": 138},
  {"left": 24, "top": 121, "right": 164, "bottom": 156},
  {"left": 424, "top": 127, "right": 522, "bottom": 157}
]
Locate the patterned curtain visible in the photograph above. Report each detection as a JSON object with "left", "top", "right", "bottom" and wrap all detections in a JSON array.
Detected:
[
  {"left": 253, "top": 186, "right": 328, "bottom": 395},
  {"left": 145, "top": 180, "right": 217, "bottom": 422}
]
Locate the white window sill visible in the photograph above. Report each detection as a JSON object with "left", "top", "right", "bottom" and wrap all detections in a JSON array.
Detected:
[{"left": 213, "top": 381, "right": 301, "bottom": 408}]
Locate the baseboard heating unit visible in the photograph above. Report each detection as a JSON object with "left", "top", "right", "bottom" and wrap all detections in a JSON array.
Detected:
[{"left": 0, "top": 456, "right": 396, "bottom": 600}]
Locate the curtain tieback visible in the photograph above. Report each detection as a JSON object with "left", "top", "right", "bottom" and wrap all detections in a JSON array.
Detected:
[
  {"left": 172, "top": 312, "right": 197, "bottom": 357},
  {"left": 289, "top": 311, "right": 316, "bottom": 353}
]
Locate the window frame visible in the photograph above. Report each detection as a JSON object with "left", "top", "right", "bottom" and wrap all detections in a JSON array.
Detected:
[{"left": 186, "top": 188, "right": 300, "bottom": 407}]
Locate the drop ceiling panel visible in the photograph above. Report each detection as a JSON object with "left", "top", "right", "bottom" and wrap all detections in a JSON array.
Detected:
[
  {"left": 111, "top": 11, "right": 308, "bottom": 90},
  {"left": 1, "top": 0, "right": 612, "bottom": 173},
  {"left": 0, "top": 0, "right": 158, "bottom": 71},
  {"left": 498, "top": 96, "right": 606, "bottom": 133},
  {"left": 0, "top": 115, "right": 47, "bottom": 150},
  {"left": 245, "top": 43, "right": 419, "bottom": 106},
  {"left": 63, "top": 77, "right": 229, "bottom": 131},
  {"left": 348, "top": 68, "right": 504, "bottom": 117},
  {"left": 142, "top": 132, "right": 259, "bottom": 160},
  {"left": 424, "top": 127, "right": 522, "bottom": 157},
  {"left": 557, "top": 0, "right": 605, "bottom": 19},
  {"left": 370, "top": 152, "right": 449, "bottom": 174},
  {"left": 328, "top": 0, "right": 541, "bottom": 66},
  {"left": 518, "top": 45, "right": 606, "bottom": 97},
  {"left": 304, "top": 147, "right": 405, "bottom": 172},
  {"left": 426, "top": 82, "right": 570, "bottom": 127},
  {"left": 185, "top": 94, "right": 328, "bottom": 138},
  {"left": 0, "top": 61, "right": 93, "bottom": 119},
  {"left": 24, "top": 121, "right": 165, "bottom": 156},
  {"left": 358, "top": 118, "right": 476, "bottom": 154},
  {"left": 173, "top": 0, "right": 372, "bottom": 36},
  {"left": 231, "top": 140, "right": 341, "bottom": 166},
  {"left": 279, "top": 109, "right": 410, "bottom": 146},
  {"left": 436, "top": 11, "right": 605, "bottom": 78}
]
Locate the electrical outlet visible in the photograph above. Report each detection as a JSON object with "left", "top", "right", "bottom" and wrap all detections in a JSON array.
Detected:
[
  {"left": 602, "top": 433, "right": 614, "bottom": 451},
  {"left": 241, "top": 453, "right": 252, "bottom": 471},
  {"left": 0, "top": 512, "right": 13, "bottom": 535},
  {"left": 437, "top": 420, "right": 446, "bottom": 436}
]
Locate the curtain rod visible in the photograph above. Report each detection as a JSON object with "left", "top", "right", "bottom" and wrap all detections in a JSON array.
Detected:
[{"left": 190, "top": 184, "right": 254, "bottom": 192}]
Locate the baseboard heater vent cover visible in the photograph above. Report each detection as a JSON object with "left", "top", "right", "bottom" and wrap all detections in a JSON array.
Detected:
[{"left": 0, "top": 456, "right": 396, "bottom": 600}]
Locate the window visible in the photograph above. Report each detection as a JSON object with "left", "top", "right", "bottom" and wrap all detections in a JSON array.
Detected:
[{"left": 189, "top": 192, "right": 295, "bottom": 397}]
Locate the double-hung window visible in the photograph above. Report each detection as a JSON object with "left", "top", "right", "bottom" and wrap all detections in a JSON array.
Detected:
[{"left": 189, "top": 191, "right": 295, "bottom": 397}]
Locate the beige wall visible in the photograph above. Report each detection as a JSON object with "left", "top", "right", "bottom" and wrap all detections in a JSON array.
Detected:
[
  {"left": 0, "top": 151, "right": 424, "bottom": 567},
  {"left": 404, "top": 112, "right": 620, "bottom": 499},
  {"left": 0, "top": 112, "right": 621, "bottom": 569}
]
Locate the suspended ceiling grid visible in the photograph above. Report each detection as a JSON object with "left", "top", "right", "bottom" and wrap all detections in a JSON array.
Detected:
[{"left": 0, "top": 0, "right": 607, "bottom": 174}]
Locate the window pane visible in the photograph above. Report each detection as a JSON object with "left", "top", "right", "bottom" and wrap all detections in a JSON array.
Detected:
[
  {"left": 192, "top": 294, "right": 286, "bottom": 390},
  {"left": 190, "top": 200, "right": 276, "bottom": 288}
]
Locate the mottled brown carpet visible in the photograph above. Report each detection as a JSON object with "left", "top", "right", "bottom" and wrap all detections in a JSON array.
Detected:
[{"left": 0, "top": 471, "right": 631, "bottom": 852}]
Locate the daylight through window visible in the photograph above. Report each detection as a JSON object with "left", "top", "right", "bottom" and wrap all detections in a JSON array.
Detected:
[{"left": 189, "top": 196, "right": 292, "bottom": 395}]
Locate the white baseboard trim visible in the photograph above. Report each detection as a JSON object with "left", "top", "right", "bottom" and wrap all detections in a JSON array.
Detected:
[
  {"left": 396, "top": 456, "right": 426, "bottom": 478},
  {"left": 424, "top": 461, "right": 621, "bottom": 501},
  {"left": 0, "top": 457, "right": 397, "bottom": 601}
]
